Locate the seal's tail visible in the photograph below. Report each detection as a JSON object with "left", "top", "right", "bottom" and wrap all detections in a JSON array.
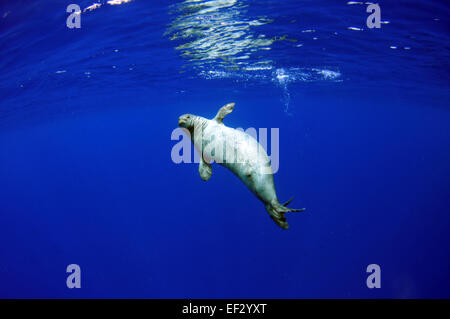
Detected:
[{"left": 265, "top": 198, "right": 306, "bottom": 230}]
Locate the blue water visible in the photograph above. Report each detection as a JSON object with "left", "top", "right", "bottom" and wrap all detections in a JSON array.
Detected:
[{"left": 1, "top": 0, "right": 449, "bottom": 298}]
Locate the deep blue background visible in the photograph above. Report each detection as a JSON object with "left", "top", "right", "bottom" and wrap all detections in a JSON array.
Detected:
[{"left": 0, "top": 0, "right": 449, "bottom": 298}]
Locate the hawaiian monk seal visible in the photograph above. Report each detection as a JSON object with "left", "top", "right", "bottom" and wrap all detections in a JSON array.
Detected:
[{"left": 178, "top": 102, "right": 305, "bottom": 229}]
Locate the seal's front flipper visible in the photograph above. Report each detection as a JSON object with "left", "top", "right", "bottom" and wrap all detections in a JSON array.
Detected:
[
  {"left": 214, "top": 102, "right": 235, "bottom": 124},
  {"left": 199, "top": 159, "right": 212, "bottom": 181}
]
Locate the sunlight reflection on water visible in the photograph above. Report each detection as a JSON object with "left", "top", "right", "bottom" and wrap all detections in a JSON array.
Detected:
[{"left": 165, "top": 0, "right": 342, "bottom": 112}]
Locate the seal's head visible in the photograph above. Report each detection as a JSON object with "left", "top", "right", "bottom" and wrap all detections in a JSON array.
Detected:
[{"left": 178, "top": 114, "right": 195, "bottom": 129}]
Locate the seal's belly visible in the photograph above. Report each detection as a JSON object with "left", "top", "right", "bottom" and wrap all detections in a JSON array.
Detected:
[
  {"left": 200, "top": 124, "right": 269, "bottom": 169},
  {"left": 195, "top": 122, "right": 276, "bottom": 203}
]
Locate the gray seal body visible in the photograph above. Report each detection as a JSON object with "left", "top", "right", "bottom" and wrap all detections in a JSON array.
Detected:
[{"left": 178, "top": 103, "right": 305, "bottom": 229}]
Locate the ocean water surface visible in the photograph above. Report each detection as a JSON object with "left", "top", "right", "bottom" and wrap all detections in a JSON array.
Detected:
[{"left": 0, "top": 0, "right": 449, "bottom": 298}]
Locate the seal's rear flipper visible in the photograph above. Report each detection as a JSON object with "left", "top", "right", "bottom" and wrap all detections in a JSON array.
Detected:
[
  {"left": 265, "top": 199, "right": 306, "bottom": 230},
  {"left": 283, "top": 197, "right": 294, "bottom": 207}
]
